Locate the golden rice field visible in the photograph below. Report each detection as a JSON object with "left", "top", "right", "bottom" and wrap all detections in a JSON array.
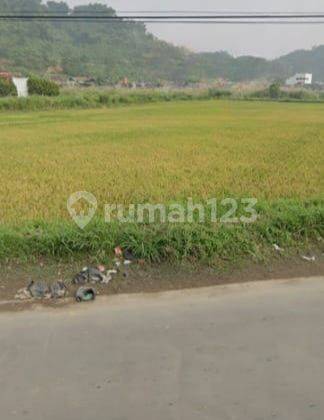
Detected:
[{"left": 0, "top": 100, "right": 323, "bottom": 224}]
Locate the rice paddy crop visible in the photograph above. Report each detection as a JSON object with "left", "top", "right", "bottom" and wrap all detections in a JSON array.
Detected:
[{"left": 0, "top": 100, "right": 323, "bottom": 261}]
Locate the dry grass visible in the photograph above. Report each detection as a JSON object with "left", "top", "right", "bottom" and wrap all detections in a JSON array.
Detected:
[{"left": 0, "top": 100, "right": 323, "bottom": 224}]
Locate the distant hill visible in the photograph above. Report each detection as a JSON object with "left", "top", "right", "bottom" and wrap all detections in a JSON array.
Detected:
[
  {"left": 0, "top": 0, "right": 324, "bottom": 83},
  {"left": 273, "top": 46, "right": 324, "bottom": 82},
  {"left": 181, "top": 47, "right": 324, "bottom": 83}
]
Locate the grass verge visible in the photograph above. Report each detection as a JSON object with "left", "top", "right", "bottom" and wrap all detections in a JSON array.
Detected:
[{"left": 0, "top": 199, "right": 323, "bottom": 265}]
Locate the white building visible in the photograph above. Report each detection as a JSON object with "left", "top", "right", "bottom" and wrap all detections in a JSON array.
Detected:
[
  {"left": 286, "top": 73, "right": 313, "bottom": 86},
  {"left": 12, "top": 77, "right": 28, "bottom": 97}
]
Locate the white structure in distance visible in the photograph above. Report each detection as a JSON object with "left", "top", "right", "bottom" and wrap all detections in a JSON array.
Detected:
[
  {"left": 285, "top": 73, "right": 313, "bottom": 86},
  {"left": 12, "top": 77, "right": 29, "bottom": 97}
]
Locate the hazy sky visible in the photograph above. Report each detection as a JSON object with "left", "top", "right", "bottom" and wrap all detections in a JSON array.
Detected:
[{"left": 68, "top": 0, "right": 324, "bottom": 58}]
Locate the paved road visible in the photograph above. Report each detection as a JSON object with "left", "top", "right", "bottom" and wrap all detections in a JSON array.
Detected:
[{"left": 1, "top": 277, "right": 324, "bottom": 420}]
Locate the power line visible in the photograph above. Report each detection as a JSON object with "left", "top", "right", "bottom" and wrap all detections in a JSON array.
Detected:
[
  {"left": 143, "top": 21, "right": 324, "bottom": 25},
  {"left": 12, "top": 19, "right": 321, "bottom": 25},
  {"left": 1, "top": 14, "right": 324, "bottom": 19},
  {"left": 117, "top": 11, "right": 324, "bottom": 14},
  {"left": 1, "top": 13, "right": 324, "bottom": 25},
  {"left": 3, "top": 10, "right": 324, "bottom": 14}
]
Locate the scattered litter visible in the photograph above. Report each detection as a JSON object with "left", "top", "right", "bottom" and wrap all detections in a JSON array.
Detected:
[
  {"left": 115, "top": 246, "right": 137, "bottom": 263},
  {"left": 107, "top": 269, "right": 118, "bottom": 276},
  {"left": 302, "top": 255, "right": 316, "bottom": 262},
  {"left": 123, "top": 249, "right": 136, "bottom": 261},
  {"left": 73, "top": 267, "right": 110, "bottom": 285},
  {"left": 28, "top": 281, "right": 51, "bottom": 299},
  {"left": 50, "top": 281, "right": 68, "bottom": 299},
  {"left": 15, "top": 287, "right": 32, "bottom": 301},
  {"left": 73, "top": 267, "right": 88, "bottom": 284},
  {"left": 97, "top": 265, "right": 106, "bottom": 273},
  {"left": 273, "top": 244, "right": 284, "bottom": 252},
  {"left": 114, "top": 260, "right": 121, "bottom": 269},
  {"left": 90, "top": 267, "right": 112, "bottom": 284},
  {"left": 14, "top": 247, "right": 139, "bottom": 304},
  {"left": 76, "top": 287, "right": 96, "bottom": 302},
  {"left": 13, "top": 241, "right": 144, "bottom": 306},
  {"left": 15, "top": 280, "right": 68, "bottom": 301},
  {"left": 73, "top": 267, "right": 91, "bottom": 284},
  {"left": 101, "top": 273, "right": 112, "bottom": 285},
  {"left": 114, "top": 246, "right": 123, "bottom": 258}
]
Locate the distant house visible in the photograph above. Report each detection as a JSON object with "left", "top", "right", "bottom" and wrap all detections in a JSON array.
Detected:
[
  {"left": 286, "top": 73, "right": 313, "bottom": 86},
  {"left": 67, "top": 76, "right": 96, "bottom": 87},
  {"left": 45, "top": 66, "right": 67, "bottom": 86},
  {"left": 46, "top": 65, "right": 64, "bottom": 75},
  {"left": 0, "top": 71, "right": 13, "bottom": 81}
]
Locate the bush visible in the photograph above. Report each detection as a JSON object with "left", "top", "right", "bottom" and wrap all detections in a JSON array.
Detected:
[
  {"left": 27, "top": 76, "right": 60, "bottom": 96},
  {"left": 0, "top": 78, "right": 17, "bottom": 97},
  {"left": 269, "top": 82, "right": 281, "bottom": 99},
  {"left": 286, "top": 89, "right": 318, "bottom": 101},
  {"left": 208, "top": 88, "right": 232, "bottom": 99},
  {"left": 247, "top": 89, "right": 269, "bottom": 99}
]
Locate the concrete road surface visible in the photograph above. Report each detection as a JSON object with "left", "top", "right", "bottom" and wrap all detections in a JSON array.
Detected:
[{"left": 1, "top": 277, "right": 324, "bottom": 420}]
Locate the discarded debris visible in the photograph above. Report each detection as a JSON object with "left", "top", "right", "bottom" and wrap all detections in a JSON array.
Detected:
[
  {"left": 101, "top": 273, "right": 112, "bottom": 285},
  {"left": 28, "top": 281, "right": 51, "bottom": 299},
  {"left": 114, "top": 246, "right": 123, "bottom": 258},
  {"left": 107, "top": 269, "right": 118, "bottom": 276},
  {"left": 273, "top": 244, "right": 284, "bottom": 252},
  {"left": 73, "top": 267, "right": 111, "bottom": 285},
  {"left": 76, "top": 287, "right": 96, "bottom": 302},
  {"left": 302, "top": 255, "right": 316, "bottom": 262},
  {"left": 97, "top": 265, "right": 106, "bottom": 273},
  {"left": 15, "top": 287, "right": 32, "bottom": 301},
  {"left": 50, "top": 281, "right": 68, "bottom": 299},
  {"left": 115, "top": 245, "right": 137, "bottom": 262},
  {"left": 15, "top": 249, "right": 137, "bottom": 303},
  {"left": 123, "top": 249, "right": 136, "bottom": 261},
  {"left": 87, "top": 267, "right": 110, "bottom": 284},
  {"left": 73, "top": 267, "right": 89, "bottom": 284},
  {"left": 114, "top": 259, "right": 121, "bottom": 269},
  {"left": 15, "top": 280, "right": 68, "bottom": 301}
]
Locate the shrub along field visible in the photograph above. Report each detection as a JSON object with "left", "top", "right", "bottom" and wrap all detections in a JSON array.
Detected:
[
  {"left": 1, "top": 87, "right": 324, "bottom": 112},
  {"left": 0, "top": 100, "right": 323, "bottom": 263}
]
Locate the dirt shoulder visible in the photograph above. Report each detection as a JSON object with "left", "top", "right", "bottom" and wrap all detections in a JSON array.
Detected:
[{"left": 0, "top": 251, "right": 323, "bottom": 312}]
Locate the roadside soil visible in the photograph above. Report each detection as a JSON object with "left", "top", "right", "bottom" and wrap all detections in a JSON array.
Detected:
[{"left": 0, "top": 250, "right": 323, "bottom": 312}]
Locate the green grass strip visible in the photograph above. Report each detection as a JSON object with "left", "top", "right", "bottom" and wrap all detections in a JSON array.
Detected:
[{"left": 0, "top": 199, "right": 322, "bottom": 264}]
